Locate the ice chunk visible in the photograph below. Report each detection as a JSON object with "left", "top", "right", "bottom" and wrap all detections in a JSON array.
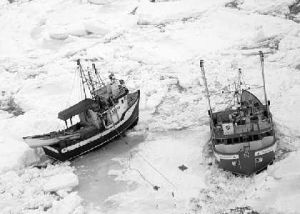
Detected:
[
  {"left": 137, "top": 0, "right": 224, "bottom": 25},
  {"left": 48, "top": 30, "right": 69, "bottom": 40},
  {"left": 43, "top": 172, "right": 79, "bottom": 192},
  {"left": 84, "top": 20, "right": 110, "bottom": 36},
  {"left": 67, "top": 23, "right": 87, "bottom": 37},
  {"left": 88, "top": 0, "right": 111, "bottom": 5},
  {"left": 241, "top": 0, "right": 294, "bottom": 16},
  {"left": 48, "top": 192, "right": 83, "bottom": 214}
]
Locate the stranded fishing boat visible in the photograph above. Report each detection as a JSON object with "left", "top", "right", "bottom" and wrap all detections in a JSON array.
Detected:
[
  {"left": 200, "top": 51, "right": 276, "bottom": 175},
  {"left": 23, "top": 60, "right": 140, "bottom": 161}
]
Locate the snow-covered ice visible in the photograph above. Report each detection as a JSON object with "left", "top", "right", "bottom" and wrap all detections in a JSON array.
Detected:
[
  {"left": 1, "top": 0, "right": 300, "bottom": 213},
  {"left": 0, "top": 162, "right": 82, "bottom": 213}
]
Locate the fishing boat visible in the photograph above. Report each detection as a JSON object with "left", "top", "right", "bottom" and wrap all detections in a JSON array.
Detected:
[
  {"left": 23, "top": 60, "right": 140, "bottom": 161},
  {"left": 200, "top": 51, "right": 276, "bottom": 175}
]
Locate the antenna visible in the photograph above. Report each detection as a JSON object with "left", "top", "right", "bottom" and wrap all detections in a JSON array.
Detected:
[{"left": 200, "top": 60, "right": 212, "bottom": 116}]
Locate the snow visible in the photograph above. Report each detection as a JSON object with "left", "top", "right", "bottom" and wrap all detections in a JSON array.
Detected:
[{"left": 1, "top": 0, "right": 300, "bottom": 213}]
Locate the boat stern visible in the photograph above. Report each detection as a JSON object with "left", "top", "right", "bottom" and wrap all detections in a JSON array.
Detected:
[{"left": 213, "top": 142, "right": 277, "bottom": 176}]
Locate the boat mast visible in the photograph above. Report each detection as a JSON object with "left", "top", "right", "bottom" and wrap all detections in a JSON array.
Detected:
[
  {"left": 92, "top": 63, "right": 105, "bottom": 86},
  {"left": 236, "top": 68, "right": 242, "bottom": 104},
  {"left": 77, "top": 59, "right": 87, "bottom": 99},
  {"left": 259, "top": 51, "right": 270, "bottom": 115},
  {"left": 200, "top": 60, "right": 213, "bottom": 117},
  {"left": 237, "top": 68, "right": 242, "bottom": 94},
  {"left": 87, "top": 68, "right": 96, "bottom": 95},
  {"left": 77, "top": 59, "right": 100, "bottom": 98}
]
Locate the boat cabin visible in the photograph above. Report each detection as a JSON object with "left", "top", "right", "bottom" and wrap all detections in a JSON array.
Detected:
[
  {"left": 210, "top": 90, "right": 275, "bottom": 153},
  {"left": 57, "top": 79, "right": 129, "bottom": 131},
  {"left": 94, "top": 77, "right": 128, "bottom": 102},
  {"left": 211, "top": 90, "right": 272, "bottom": 139}
]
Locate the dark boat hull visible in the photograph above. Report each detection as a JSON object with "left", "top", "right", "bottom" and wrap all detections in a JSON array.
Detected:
[
  {"left": 43, "top": 91, "right": 140, "bottom": 161},
  {"left": 213, "top": 142, "right": 276, "bottom": 176}
]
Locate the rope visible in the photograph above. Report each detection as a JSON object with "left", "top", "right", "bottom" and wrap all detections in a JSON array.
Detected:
[
  {"left": 114, "top": 124, "right": 177, "bottom": 191},
  {"left": 103, "top": 105, "right": 164, "bottom": 190},
  {"left": 120, "top": 130, "right": 176, "bottom": 189},
  {"left": 134, "top": 152, "right": 176, "bottom": 189},
  {"left": 126, "top": 153, "right": 157, "bottom": 189}
]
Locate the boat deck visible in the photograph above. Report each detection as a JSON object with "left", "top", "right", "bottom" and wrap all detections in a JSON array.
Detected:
[{"left": 211, "top": 105, "right": 272, "bottom": 139}]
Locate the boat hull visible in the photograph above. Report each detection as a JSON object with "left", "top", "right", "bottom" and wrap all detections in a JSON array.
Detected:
[
  {"left": 23, "top": 133, "right": 81, "bottom": 148},
  {"left": 24, "top": 137, "right": 60, "bottom": 148},
  {"left": 43, "top": 91, "right": 140, "bottom": 161},
  {"left": 213, "top": 142, "right": 276, "bottom": 176}
]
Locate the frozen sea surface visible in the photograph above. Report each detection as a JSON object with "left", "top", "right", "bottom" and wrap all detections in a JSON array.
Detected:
[{"left": 1, "top": 0, "right": 300, "bottom": 213}]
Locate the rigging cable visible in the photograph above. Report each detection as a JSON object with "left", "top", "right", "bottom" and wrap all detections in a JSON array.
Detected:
[
  {"left": 78, "top": 68, "right": 84, "bottom": 100},
  {"left": 65, "top": 69, "right": 77, "bottom": 108}
]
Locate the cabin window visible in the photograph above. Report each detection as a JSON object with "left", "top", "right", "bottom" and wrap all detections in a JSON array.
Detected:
[
  {"left": 121, "top": 99, "right": 124, "bottom": 104},
  {"left": 261, "top": 131, "right": 272, "bottom": 137},
  {"left": 237, "top": 119, "right": 246, "bottom": 125},
  {"left": 85, "top": 111, "right": 91, "bottom": 119},
  {"left": 253, "top": 135, "right": 259, "bottom": 141},
  {"left": 247, "top": 135, "right": 253, "bottom": 141},
  {"left": 227, "top": 138, "right": 232, "bottom": 144},
  {"left": 216, "top": 139, "right": 222, "bottom": 144},
  {"left": 234, "top": 138, "right": 239, "bottom": 143},
  {"left": 213, "top": 118, "right": 217, "bottom": 126},
  {"left": 239, "top": 137, "right": 244, "bottom": 143}
]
